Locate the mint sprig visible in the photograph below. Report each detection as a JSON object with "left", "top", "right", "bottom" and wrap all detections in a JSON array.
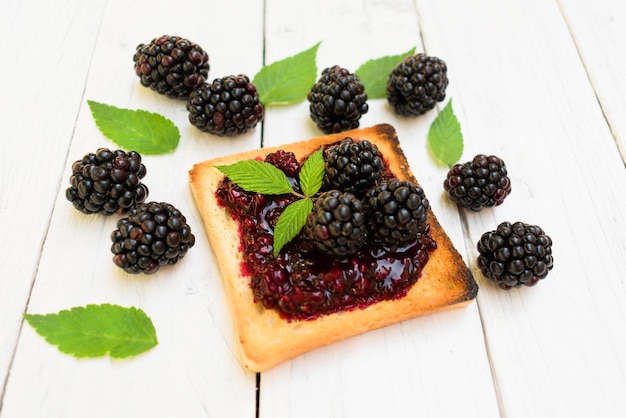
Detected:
[
  {"left": 427, "top": 99, "right": 464, "bottom": 165},
  {"left": 87, "top": 100, "right": 180, "bottom": 155},
  {"left": 24, "top": 304, "right": 158, "bottom": 359},
  {"left": 216, "top": 147, "right": 325, "bottom": 255},
  {"left": 253, "top": 42, "right": 321, "bottom": 105}
]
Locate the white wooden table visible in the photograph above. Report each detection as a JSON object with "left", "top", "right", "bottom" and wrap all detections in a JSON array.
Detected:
[{"left": 2, "top": 0, "right": 626, "bottom": 417}]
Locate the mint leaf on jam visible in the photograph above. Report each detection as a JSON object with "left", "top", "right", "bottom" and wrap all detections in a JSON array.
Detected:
[
  {"left": 298, "top": 148, "right": 324, "bottom": 197},
  {"left": 355, "top": 47, "right": 416, "bottom": 99},
  {"left": 23, "top": 304, "right": 158, "bottom": 359},
  {"left": 271, "top": 148, "right": 324, "bottom": 255},
  {"left": 87, "top": 100, "right": 180, "bottom": 155},
  {"left": 217, "top": 149, "right": 327, "bottom": 255},
  {"left": 253, "top": 42, "right": 321, "bottom": 105},
  {"left": 273, "top": 197, "right": 313, "bottom": 255},
  {"left": 215, "top": 160, "right": 292, "bottom": 195},
  {"left": 427, "top": 99, "right": 464, "bottom": 165}
]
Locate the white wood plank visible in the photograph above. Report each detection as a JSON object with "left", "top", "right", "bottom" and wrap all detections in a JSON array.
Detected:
[
  {"left": 0, "top": 0, "right": 106, "bottom": 399},
  {"left": 558, "top": 0, "right": 626, "bottom": 162},
  {"left": 259, "top": 1, "right": 500, "bottom": 417},
  {"left": 416, "top": 0, "right": 626, "bottom": 416},
  {"left": 1, "top": 0, "right": 264, "bottom": 416},
  {"left": 4, "top": 0, "right": 626, "bottom": 417}
]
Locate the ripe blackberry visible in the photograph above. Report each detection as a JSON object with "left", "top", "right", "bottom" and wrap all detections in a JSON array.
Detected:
[
  {"left": 111, "top": 201, "right": 196, "bottom": 274},
  {"left": 187, "top": 74, "right": 264, "bottom": 136},
  {"left": 304, "top": 190, "right": 367, "bottom": 257},
  {"left": 65, "top": 148, "right": 148, "bottom": 215},
  {"left": 264, "top": 150, "right": 300, "bottom": 178},
  {"left": 365, "top": 179, "right": 429, "bottom": 249},
  {"left": 323, "top": 138, "right": 384, "bottom": 196},
  {"left": 307, "top": 66, "right": 368, "bottom": 134},
  {"left": 133, "top": 35, "right": 209, "bottom": 99},
  {"left": 444, "top": 154, "right": 511, "bottom": 211},
  {"left": 477, "top": 221, "right": 553, "bottom": 289},
  {"left": 387, "top": 53, "right": 448, "bottom": 116}
]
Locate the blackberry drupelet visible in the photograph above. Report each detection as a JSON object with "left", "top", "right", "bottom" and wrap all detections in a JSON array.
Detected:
[
  {"left": 133, "top": 35, "right": 209, "bottom": 99},
  {"left": 387, "top": 53, "right": 448, "bottom": 116},
  {"left": 264, "top": 150, "right": 300, "bottom": 178},
  {"left": 187, "top": 74, "right": 264, "bottom": 136},
  {"left": 323, "top": 138, "right": 384, "bottom": 196},
  {"left": 111, "top": 201, "right": 196, "bottom": 274},
  {"left": 65, "top": 148, "right": 148, "bottom": 215},
  {"left": 444, "top": 154, "right": 511, "bottom": 211},
  {"left": 307, "top": 66, "right": 368, "bottom": 134},
  {"left": 365, "top": 179, "right": 430, "bottom": 249},
  {"left": 477, "top": 221, "right": 553, "bottom": 289},
  {"left": 304, "top": 190, "right": 367, "bottom": 257},
  {"left": 215, "top": 178, "right": 267, "bottom": 218}
]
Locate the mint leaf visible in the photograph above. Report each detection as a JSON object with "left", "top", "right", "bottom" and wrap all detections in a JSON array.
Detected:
[
  {"left": 219, "top": 151, "right": 324, "bottom": 255},
  {"left": 273, "top": 198, "right": 313, "bottom": 255},
  {"left": 216, "top": 160, "right": 292, "bottom": 195},
  {"left": 253, "top": 42, "right": 321, "bottom": 105},
  {"left": 299, "top": 148, "right": 325, "bottom": 197},
  {"left": 87, "top": 100, "right": 180, "bottom": 155},
  {"left": 427, "top": 99, "right": 463, "bottom": 165},
  {"left": 23, "top": 304, "right": 158, "bottom": 359},
  {"left": 355, "top": 47, "right": 416, "bottom": 99}
]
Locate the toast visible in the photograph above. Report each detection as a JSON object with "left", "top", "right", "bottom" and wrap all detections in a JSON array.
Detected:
[{"left": 189, "top": 124, "right": 478, "bottom": 372}]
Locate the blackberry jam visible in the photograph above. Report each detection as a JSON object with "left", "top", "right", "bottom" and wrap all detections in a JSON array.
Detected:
[{"left": 215, "top": 150, "right": 436, "bottom": 321}]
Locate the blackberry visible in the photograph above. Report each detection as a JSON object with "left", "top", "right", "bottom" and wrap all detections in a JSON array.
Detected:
[
  {"left": 444, "top": 154, "right": 511, "bottom": 211},
  {"left": 477, "top": 221, "right": 553, "bottom": 289},
  {"left": 323, "top": 138, "right": 384, "bottom": 196},
  {"left": 303, "top": 190, "right": 367, "bottom": 257},
  {"left": 307, "top": 66, "right": 368, "bottom": 134},
  {"left": 187, "top": 74, "right": 264, "bottom": 136},
  {"left": 133, "top": 35, "right": 209, "bottom": 99},
  {"left": 365, "top": 179, "right": 429, "bottom": 249},
  {"left": 386, "top": 53, "right": 448, "bottom": 116},
  {"left": 111, "top": 201, "right": 196, "bottom": 274},
  {"left": 264, "top": 150, "right": 300, "bottom": 178},
  {"left": 65, "top": 148, "right": 148, "bottom": 215}
]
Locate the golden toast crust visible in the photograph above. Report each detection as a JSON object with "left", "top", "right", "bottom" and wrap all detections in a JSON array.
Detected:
[{"left": 189, "top": 124, "right": 477, "bottom": 372}]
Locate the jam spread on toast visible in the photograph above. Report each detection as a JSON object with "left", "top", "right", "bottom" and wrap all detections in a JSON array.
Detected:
[{"left": 215, "top": 140, "right": 436, "bottom": 321}]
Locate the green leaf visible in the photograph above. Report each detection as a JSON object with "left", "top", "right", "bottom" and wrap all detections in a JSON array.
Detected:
[
  {"left": 273, "top": 198, "right": 312, "bottom": 255},
  {"left": 253, "top": 42, "right": 321, "bottom": 105},
  {"left": 427, "top": 99, "right": 464, "bottom": 165},
  {"left": 87, "top": 100, "right": 180, "bottom": 155},
  {"left": 23, "top": 304, "right": 158, "bottom": 359},
  {"left": 215, "top": 160, "right": 292, "bottom": 195},
  {"left": 299, "top": 148, "right": 325, "bottom": 197},
  {"left": 355, "top": 47, "right": 416, "bottom": 99}
]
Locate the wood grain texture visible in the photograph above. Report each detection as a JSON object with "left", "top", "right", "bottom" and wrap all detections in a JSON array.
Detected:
[
  {"left": 558, "top": 0, "right": 626, "bottom": 162},
  {"left": 1, "top": 0, "right": 262, "bottom": 416},
  {"left": 416, "top": 0, "right": 626, "bottom": 416},
  {"left": 0, "top": 0, "right": 106, "bottom": 398},
  {"left": 2, "top": 0, "right": 626, "bottom": 416}
]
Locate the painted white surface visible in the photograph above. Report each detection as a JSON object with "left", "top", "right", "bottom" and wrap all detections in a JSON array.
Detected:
[{"left": 1, "top": 0, "right": 625, "bottom": 417}]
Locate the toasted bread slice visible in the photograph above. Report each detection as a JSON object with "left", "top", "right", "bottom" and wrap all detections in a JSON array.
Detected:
[{"left": 189, "top": 124, "right": 477, "bottom": 372}]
